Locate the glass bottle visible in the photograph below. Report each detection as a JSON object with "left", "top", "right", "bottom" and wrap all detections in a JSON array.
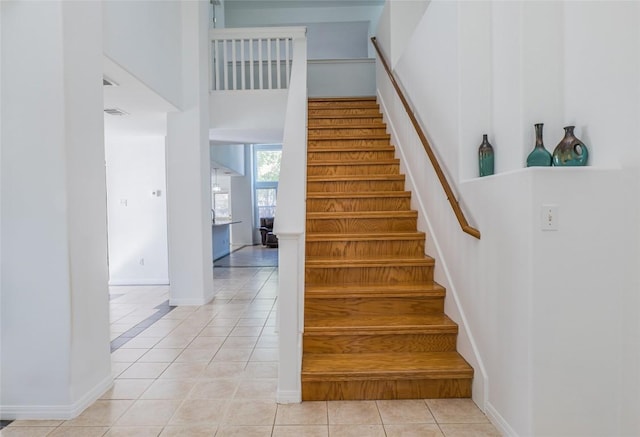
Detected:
[
  {"left": 478, "top": 134, "right": 494, "bottom": 177},
  {"left": 526, "top": 123, "right": 552, "bottom": 167}
]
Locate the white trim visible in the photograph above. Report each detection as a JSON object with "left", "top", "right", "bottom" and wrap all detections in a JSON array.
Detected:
[
  {"left": 0, "top": 375, "right": 113, "bottom": 420},
  {"left": 210, "top": 26, "right": 307, "bottom": 41},
  {"left": 108, "top": 278, "right": 169, "bottom": 286},
  {"left": 486, "top": 402, "right": 519, "bottom": 437},
  {"left": 276, "top": 390, "right": 302, "bottom": 404},
  {"left": 377, "top": 88, "right": 489, "bottom": 407}
]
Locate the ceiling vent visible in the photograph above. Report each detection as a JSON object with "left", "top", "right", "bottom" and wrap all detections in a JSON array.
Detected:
[
  {"left": 103, "top": 77, "right": 119, "bottom": 87},
  {"left": 104, "top": 108, "right": 129, "bottom": 116}
]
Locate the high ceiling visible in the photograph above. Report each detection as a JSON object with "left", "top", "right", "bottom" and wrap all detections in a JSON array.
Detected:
[{"left": 224, "top": 0, "right": 384, "bottom": 8}]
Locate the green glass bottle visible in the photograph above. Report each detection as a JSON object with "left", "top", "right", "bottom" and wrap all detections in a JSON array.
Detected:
[
  {"left": 526, "top": 123, "right": 552, "bottom": 167},
  {"left": 478, "top": 134, "right": 494, "bottom": 177}
]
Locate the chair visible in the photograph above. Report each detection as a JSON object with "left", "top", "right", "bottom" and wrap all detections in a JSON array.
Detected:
[{"left": 259, "top": 217, "right": 278, "bottom": 248}]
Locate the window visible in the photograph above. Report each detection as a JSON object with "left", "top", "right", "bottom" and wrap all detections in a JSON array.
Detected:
[
  {"left": 212, "top": 193, "right": 230, "bottom": 220},
  {"left": 253, "top": 145, "right": 281, "bottom": 226}
]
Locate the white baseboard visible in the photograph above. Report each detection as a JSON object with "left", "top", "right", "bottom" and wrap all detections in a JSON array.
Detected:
[
  {"left": 0, "top": 374, "right": 113, "bottom": 420},
  {"left": 486, "top": 402, "right": 519, "bottom": 437},
  {"left": 276, "top": 390, "right": 301, "bottom": 404},
  {"left": 108, "top": 278, "right": 169, "bottom": 286}
]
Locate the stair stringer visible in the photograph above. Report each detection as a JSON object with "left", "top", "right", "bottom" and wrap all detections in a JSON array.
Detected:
[{"left": 376, "top": 90, "right": 489, "bottom": 410}]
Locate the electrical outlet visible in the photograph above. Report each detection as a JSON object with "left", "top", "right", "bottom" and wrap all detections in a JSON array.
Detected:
[{"left": 541, "top": 204, "right": 558, "bottom": 231}]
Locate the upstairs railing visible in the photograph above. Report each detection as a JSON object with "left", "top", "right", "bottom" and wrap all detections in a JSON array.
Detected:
[
  {"left": 371, "top": 37, "right": 481, "bottom": 239},
  {"left": 210, "top": 27, "right": 306, "bottom": 91}
]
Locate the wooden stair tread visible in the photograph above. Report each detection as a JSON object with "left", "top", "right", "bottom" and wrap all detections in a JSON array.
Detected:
[
  {"left": 307, "top": 191, "right": 410, "bottom": 199},
  {"left": 307, "top": 211, "right": 417, "bottom": 219},
  {"left": 308, "top": 124, "right": 386, "bottom": 130},
  {"left": 309, "top": 96, "right": 376, "bottom": 102},
  {"left": 309, "top": 134, "right": 390, "bottom": 140},
  {"left": 305, "top": 283, "right": 445, "bottom": 298},
  {"left": 308, "top": 146, "right": 395, "bottom": 153},
  {"left": 307, "top": 232, "right": 425, "bottom": 242},
  {"left": 307, "top": 159, "right": 399, "bottom": 166},
  {"left": 302, "top": 352, "right": 473, "bottom": 380},
  {"left": 305, "top": 313, "right": 456, "bottom": 331},
  {"left": 306, "top": 257, "right": 434, "bottom": 267},
  {"left": 307, "top": 174, "right": 404, "bottom": 182},
  {"left": 309, "top": 114, "right": 383, "bottom": 119}
]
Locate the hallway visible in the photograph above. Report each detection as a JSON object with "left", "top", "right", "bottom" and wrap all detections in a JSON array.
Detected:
[{"left": 1, "top": 266, "right": 499, "bottom": 436}]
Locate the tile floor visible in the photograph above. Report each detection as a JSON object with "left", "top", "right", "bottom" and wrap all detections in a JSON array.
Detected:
[{"left": 2, "top": 266, "right": 501, "bottom": 437}]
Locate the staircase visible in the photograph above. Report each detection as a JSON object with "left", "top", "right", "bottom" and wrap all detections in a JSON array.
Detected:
[{"left": 301, "top": 96, "right": 473, "bottom": 401}]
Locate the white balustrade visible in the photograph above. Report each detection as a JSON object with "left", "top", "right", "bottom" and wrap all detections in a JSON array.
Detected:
[{"left": 210, "top": 27, "right": 305, "bottom": 91}]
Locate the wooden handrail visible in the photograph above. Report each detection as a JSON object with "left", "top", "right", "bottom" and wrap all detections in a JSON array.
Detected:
[{"left": 371, "top": 37, "right": 481, "bottom": 240}]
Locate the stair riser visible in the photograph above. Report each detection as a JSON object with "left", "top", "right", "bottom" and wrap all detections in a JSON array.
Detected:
[
  {"left": 306, "top": 217, "right": 418, "bottom": 233},
  {"left": 306, "top": 239, "right": 424, "bottom": 258},
  {"left": 307, "top": 150, "right": 396, "bottom": 161},
  {"left": 305, "top": 265, "right": 434, "bottom": 285},
  {"left": 306, "top": 197, "right": 410, "bottom": 212},
  {"left": 308, "top": 108, "right": 382, "bottom": 117},
  {"left": 308, "top": 101, "right": 378, "bottom": 109},
  {"left": 303, "top": 333, "right": 456, "bottom": 354},
  {"left": 304, "top": 297, "right": 444, "bottom": 317},
  {"left": 307, "top": 179, "right": 405, "bottom": 193},
  {"left": 308, "top": 139, "right": 391, "bottom": 149},
  {"left": 309, "top": 128, "right": 388, "bottom": 138},
  {"left": 307, "top": 164, "right": 400, "bottom": 177},
  {"left": 309, "top": 118, "right": 383, "bottom": 127},
  {"left": 301, "top": 379, "right": 472, "bottom": 401}
]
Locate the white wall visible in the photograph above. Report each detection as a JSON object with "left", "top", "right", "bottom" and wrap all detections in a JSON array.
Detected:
[
  {"left": 103, "top": 0, "right": 182, "bottom": 108},
  {"left": 211, "top": 144, "right": 245, "bottom": 176},
  {"left": 105, "top": 136, "right": 169, "bottom": 285},
  {"left": 224, "top": 2, "right": 383, "bottom": 58},
  {"left": 308, "top": 59, "right": 375, "bottom": 97},
  {"left": 378, "top": 0, "right": 639, "bottom": 435},
  {"left": 230, "top": 146, "right": 258, "bottom": 246},
  {"left": 1, "top": 0, "right": 111, "bottom": 418}
]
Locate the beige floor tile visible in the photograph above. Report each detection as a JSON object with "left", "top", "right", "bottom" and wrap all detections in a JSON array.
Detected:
[
  {"left": 223, "top": 399, "right": 277, "bottom": 425},
  {"left": 234, "top": 379, "right": 277, "bottom": 399},
  {"left": 136, "top": 326, "right": 176, "bottom": 338},
  {"left": 255, "top": 336, "right": 278, "bottom": 348},
  {"left": 212, "top": 348, "right": 252, "bottom": 362},
  {"left": 154, "top": 336, "right": 195, "bottom": 349},
  {"left": 168, "top": 399, "right": 228, "bottom": 425},
  {"left": 384, "top": 424, "right": 445, "bottom": 437},
  {"left": 243, "top": 362, "right": 278, "bottom": 379},
  {"left": 114, "top": 400, "right": 181, "bottom": 426},
  {"left": 159, "top": 362, "right": 206, "bottom": 379},
  {"left": 111, "top": 363, "right": 132, "bottom": 379},
  {"left": 159, "top": 425, "right": 218, "bottom": 436},
  {"left": 188, "top": 379, "right": 239, "bottom": 399},
  {"left": 236, "top": 318, "right": 266, "bottom": 327},
  {"left": 207, "top": 318, "right": 239, "bottom": 327},
  {"left": 272, "top": 425, "right": 328, "bottom": 437},
  {"left": 222, "top": 337, "right": 258, "bottom": 348},
  {"left": 438, "top": 423, "right": 501, "bottom": 436},
  {"left": 328, "top": 424, "right": 386, "bottom": 437},
  {"left": 188, "top": 337, "right": 225, "bottom": 349},
  {"left": 100, "top": 379, "right": 154, "bottom": 400},
  {"left": 0, "top": 427, "right": 58, "bottom": 436},
  {"left": 275, "top": 401, "right": 328, "bottom": 425},
  {"left": 198, "top": 326, "right": 232, "bottom": 337},
  {"left": 6, "top": 421, "right": 63, "bottom": 427},
  {"left": 377, "top": 400, "right": 435, "bottom": 424},
  {"left": 119, "top": 336, "right": 160, "bottom": 349},
  {"left": 425, "top": 399, "right": 489, "bottom": 424},
  {"left": 250, "top": 348, "right": 278, "bottom": 362},
  {"left": 118, "top": 363, "right": 169, "bottom": 379},
  {"left": 202, "top": 362, "right": 245, "bottom": 379},
  {"left": 64, "top": 400, "right": 133, "bottom": 427},
  {"left": 137, "top": 348, "right": 182, "bottom": 363},
  {"left": 110, "top": 349, "right": 148, "bottom": 363},
  {"left": 229, "top": 326, "right": 262, "bottom": 337},
  {"left": 47, "top": 426, "right": 110, "bottom": 436},
  {"left": 214, "top": 426, "right": 272, "bottom": 437},
  {"left": 327, "top": 401, "right": 382, "bottom": 425},
  {"left": 140, "top": 379, "right": 196, "bottom": 400},
  {"left": 174, "top": 348, "right": 217, "bottom": 363},
  {"left": 103, "top": 426, "right": 162, "bottom": 436}
]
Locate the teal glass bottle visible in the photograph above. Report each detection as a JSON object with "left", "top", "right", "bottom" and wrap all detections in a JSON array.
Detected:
[
  {"left": 478, "top": 134, "right": 494, "bottom": 177},
  {"left": 552, "top": 126, "right": 589, "bottom": 166},
  {"left": 526, "top": 123, "right": 552, "bottom": 167}
]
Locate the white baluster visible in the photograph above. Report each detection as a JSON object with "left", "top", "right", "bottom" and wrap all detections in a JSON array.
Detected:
[
  {"left": 240, "top": 39, "right": 246, "bottom": 90},
  {"left": 285, "top": 38, "right": 290, "bottom": 89},
  {"left": 249, "top": 38, "right": 254, "bottom": 90},
  {"left": 267, "top": 38, "right": 272, "bottom": 90},
  {"left": 276, "top": 38, "right": 282, "bottom": 89},
  {"left": 232, "top": 39, "right": 237, "bottom": 90},
  {"left": 258, "top": 38, "right": 263, "bottom": 90},
  {"left": 223, "top": 39, "right": 229, "bottom": 90}
]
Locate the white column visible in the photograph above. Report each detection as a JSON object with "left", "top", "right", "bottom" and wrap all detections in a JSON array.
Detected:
[
  {"left": 166, "top": 0, "right": 214, "bottom": 305},
  {"left": 0, "top": 0, "right": 111, "bottom": 418}
]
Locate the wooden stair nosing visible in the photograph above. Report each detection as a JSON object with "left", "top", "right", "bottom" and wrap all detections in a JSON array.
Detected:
[
  {"left": 306, "top": 232, "right": 425, "bottom": 242},
  {"left": 308, "top": 96, "right": 377, "bottom": 102},
  {"left": 306, "top": 211, "right": 418, "bottom": 219},
  {"left": 308, "top": 134, "right": 391, "bottom": 141},
  {"left": 308, "top": 124, "right": 387, "bottom": 130},
  {"left": 301, "top": 352, "right": 473, "bottom": 381},
  {"left": 307, "top": 174, "right": 404, "bottom": 183},
  {"left": 307, "top": 160, "right": 399, "bottom": 167},
  {"left": 305, "top": 257, "right": 435, "bottom": 268},
  {"left": 306, "top": 191, "right": 410, "bottom": 199},
  {"left": 304, "top": 283, "right": 445, "bottom": 298},
  {"left": 307, "top": 146, "right": 395, "bottom": 153},
  {"left": 308, "top": 114, "right": 383, "bottom": 120}
]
